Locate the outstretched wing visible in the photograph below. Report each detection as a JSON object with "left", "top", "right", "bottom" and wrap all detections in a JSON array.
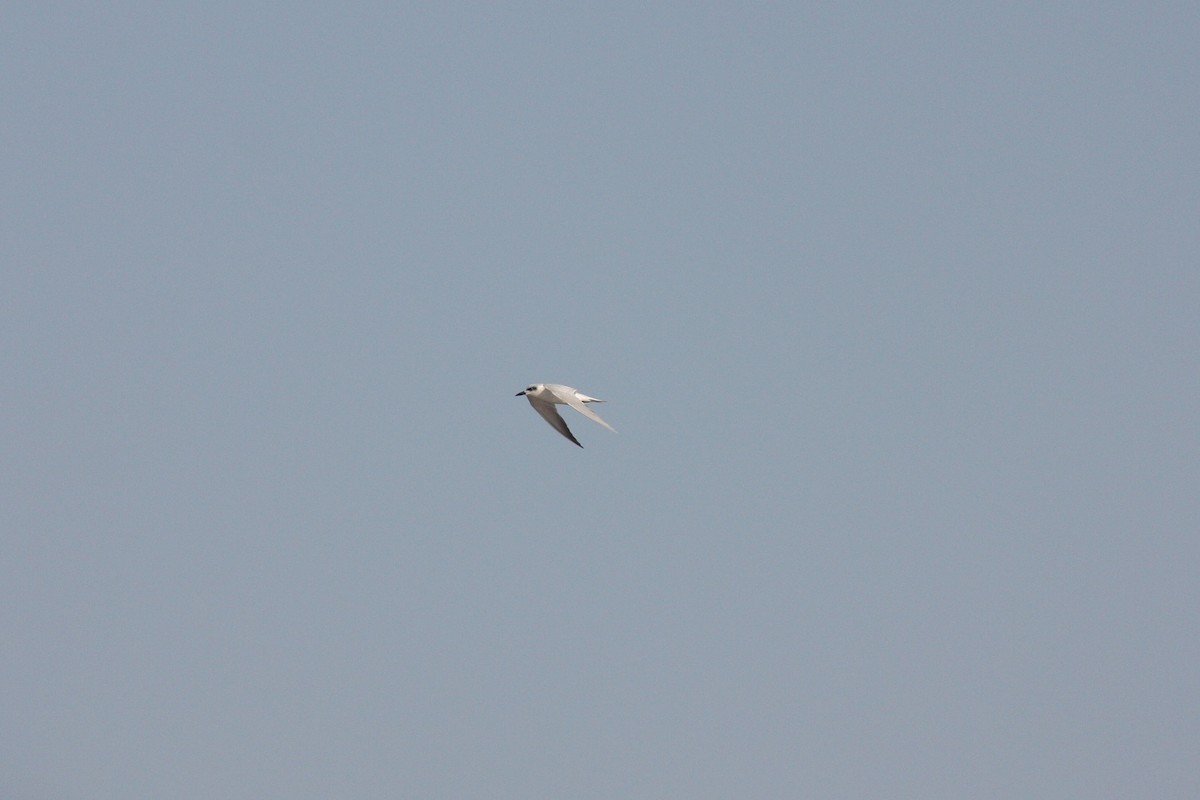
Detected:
[
  {"left": 557, "top": 389, "right": 617, "bottom": 433},
  {"left": 527, "top": 396, "right": 583, "bottom": 447}
]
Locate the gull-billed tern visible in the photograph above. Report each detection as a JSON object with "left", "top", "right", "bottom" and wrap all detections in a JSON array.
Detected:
[{"left": 516, "top": 383, "right": 616, "bottom": 448}]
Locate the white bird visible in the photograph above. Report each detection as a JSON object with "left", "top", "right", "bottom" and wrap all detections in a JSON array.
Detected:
[{"left": 516, "top": 383, "right": 616, "bottom": 447}]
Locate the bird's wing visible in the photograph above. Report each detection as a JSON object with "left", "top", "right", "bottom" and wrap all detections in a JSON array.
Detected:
[
  {"left": 528, "top": 396, "right": 583, "bottom": 447},
  {"left": 558, "top": 389, "right": 616, "bottom": 432}
]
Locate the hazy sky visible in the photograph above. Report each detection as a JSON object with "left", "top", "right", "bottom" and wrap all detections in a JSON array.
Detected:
[{"left": 3, "top": 3, "right": 1198, "bottom": 798}]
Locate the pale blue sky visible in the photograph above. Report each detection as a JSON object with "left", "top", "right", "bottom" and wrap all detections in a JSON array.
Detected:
[{"left": 3, "top": 3, "right": 1198, "bottom": 798}]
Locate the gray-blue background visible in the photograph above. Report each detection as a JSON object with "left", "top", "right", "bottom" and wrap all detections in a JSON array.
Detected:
[{"left": 4, "top": 4, "right": 1197, "bottom": 798}]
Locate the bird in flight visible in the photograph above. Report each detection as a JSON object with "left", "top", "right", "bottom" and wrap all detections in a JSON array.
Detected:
[{"left": 516, "top": 383, "right": 616, "bottom": 447}]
